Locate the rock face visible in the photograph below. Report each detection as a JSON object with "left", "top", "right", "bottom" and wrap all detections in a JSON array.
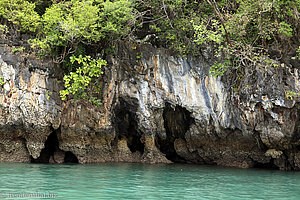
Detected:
[
  {"left": 0, "top": 45, "right": 62, "bottom": 163},
  {"left": 0, "top": 43, "right": 299, "bottom": 170}
]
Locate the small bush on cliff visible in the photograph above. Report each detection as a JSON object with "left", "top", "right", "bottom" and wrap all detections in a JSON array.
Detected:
[
  {"left": 0, "top": 75, "right": 5, "bottom": 86},
  {"left": 60, "top": 55, "right": 106, "bottom": 106},
  {"left": 0, "top": 0, "right": 41, "bottom": 32}
]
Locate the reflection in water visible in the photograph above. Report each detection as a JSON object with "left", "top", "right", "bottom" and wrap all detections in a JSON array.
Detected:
[{"left": 0, "top": 163, "right": 300, "bottom": 199}]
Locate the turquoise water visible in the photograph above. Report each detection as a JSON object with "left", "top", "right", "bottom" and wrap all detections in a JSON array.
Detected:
[{"left": 0, "top": 163, "right": 300, "bottom": 200}]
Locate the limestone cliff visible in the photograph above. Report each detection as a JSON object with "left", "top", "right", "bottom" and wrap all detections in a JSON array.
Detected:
[
  {"left": 0, "top": 43, "right": 299, "bottom": 170},
  {"left": 0, "top": 45, "right": 62, "bottom": 162}
]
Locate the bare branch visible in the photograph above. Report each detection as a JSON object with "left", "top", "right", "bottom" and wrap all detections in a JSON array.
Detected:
[
  {"left": 206, "top": 0, "right": 232, "bottom": 46},
  {"left": 162, "top": 0, "right": 174, "bottom": 29}
]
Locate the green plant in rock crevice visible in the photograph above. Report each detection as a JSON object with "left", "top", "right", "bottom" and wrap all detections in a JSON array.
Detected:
[
  {"left": 60, "top": 55, "right": 106, "bottom": 106},
  {"left": 11, "top": 46, "right": 25, "bottom": 54},
  {"left": 286, "top": 91, "right": 300, "bottom": 100},
  {"left": 0, "top": 74, "right": 5, "bottom": 86},
  {"left": 45, "top": 90, "right": 52, "bottom": 100}
]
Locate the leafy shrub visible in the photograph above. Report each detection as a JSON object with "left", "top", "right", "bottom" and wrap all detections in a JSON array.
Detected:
[
  {"left": 0, "top": 0, "right": 41, "bottom": 32},
  {"left": 60, "top": 55, "right": 106, "bottom": 106},
  {"left": 29, "top": 0, "right": 134, "bottom": 59}
]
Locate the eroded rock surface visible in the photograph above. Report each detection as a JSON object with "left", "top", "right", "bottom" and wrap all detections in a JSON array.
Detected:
[
  {"left": 0, "top": 46, "right": 62, "bottom": 162},
  {"left": 0, "top": 43, "right": 299, "bottom": 170}
]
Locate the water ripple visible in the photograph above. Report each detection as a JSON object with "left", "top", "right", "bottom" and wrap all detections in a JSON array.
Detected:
[{"left": 0, "top": 163, "right": 300, "bottom": 199}]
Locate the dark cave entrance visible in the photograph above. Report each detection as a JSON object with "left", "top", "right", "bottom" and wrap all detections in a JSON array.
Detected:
[
  {"left": 157, "top": 103, "right": 194, "bottom": 163},
  {"left": 31, "top": 131, "right": 59, "bottom": 163},
  {"left": 252, "top": 160, "right": 280, "bottom": 170},
  {"left": 114, "top": 98, "right": 144, "bottom": 154},
  {"left": 64, "top": 151, "right": 79, "bottom": 163},
  {"left": 31, "top": 130, "right": 78, "bottom": 164}
]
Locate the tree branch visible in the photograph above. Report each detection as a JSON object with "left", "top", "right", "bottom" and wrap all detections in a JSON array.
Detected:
[{"left": 206, "top": 0, "right": 232, "bottom": 46}]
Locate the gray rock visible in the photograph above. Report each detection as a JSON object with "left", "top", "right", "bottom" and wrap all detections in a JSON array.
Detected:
[{"left": 0, "top": 43, "right": 300, "bottom": 170}]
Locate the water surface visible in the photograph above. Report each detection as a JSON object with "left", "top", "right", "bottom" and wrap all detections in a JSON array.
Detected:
[{"left": 0, "top": 163, "right": 299, "bottom": 199}]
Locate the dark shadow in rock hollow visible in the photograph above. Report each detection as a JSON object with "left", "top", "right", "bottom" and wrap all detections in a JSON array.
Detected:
[
  {"left": 252, "top": 159, "right": 280, "bottom": 170},
  {"left": 64, "top": 151, "right": 79, "bottom": 163},
  {"left": 113, "top": 97, "right": 144, "bottom": 154},
  {"left": 157, "top": 102, "right": 195, "bottom": 163},
  {"left": 31, "top": 131, "right": 59, "bottom": 163},
  {"left": 31, "top": 130, "right": 79, "bottom": 164}
]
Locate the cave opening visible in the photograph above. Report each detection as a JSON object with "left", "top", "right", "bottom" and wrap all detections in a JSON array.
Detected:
[
  {"left": 64, "top": 151, "right": 79, "bottom": 163},
  {"left": 31, "top": 130, "right": 79, "bottom": 164},
  {"left": 157, "top": 103, "right": 194, "bottom": 163},
  {"left": 114, "top": 98, "right": 144, "bottom": 154},
  {"left": 31, "top": 131, "right": 59, "bottom": 163},
  {"left": 252, "top": 160, "right": 280, "bottom": 170}
]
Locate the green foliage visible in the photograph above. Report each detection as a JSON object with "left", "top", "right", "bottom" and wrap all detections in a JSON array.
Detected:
[
  {"left": 278, "top": 22, "right": 293, "bottom": 38},
  {"left": 136, "top": 51, "right": 143, "bottom": 62},
  {"left": 101, "top": 0, "right": 134, "bottom": 37},
  {"left": 209, "top": 60, "right": 230, "bottom": 77},
  {"left": 60, "top": 55, "right": 106, "bottom": 106},
  {"left": 227, "top": 0, "right": 299, "bottom": 44},
  {"left": 1, "top": 0, "right": 299, "bottom": 59},
  {"left": 0, "top": 0, "right": 41, "bottom": 32},
  {"left": 297, "top": 46, "right": 300, "bottom": 60},
  {"left": 0, "top": 0, "right": 134, "bottom": 105},
  {"left": 0, "top": 0, "right": 134, "bottom": 59},
  {"left": 11, "top": 46, "right": 25, "bottom": 53},
  {"left": 0, "top": 24, "right": 7, "bottom": 35},
  {"left": 0, "top": 75, "right": 5, "bottom": 86},
  {"left": 191, "top": 0, "right": 299, "bottom": 78},
  {"left": 29, "top": 0, "right": 134, "bottom": 58},
  {"left": 31, "top": 0, "right": 102, "bottom": 56},
  {"left": 45, "top": 90, "right": 52, "bottom": 100},
  {"left": 135, "top": 0, "right": 209, "bottom": 56},
  {"left": 193, "top": 19, "right": 224, "bottom": 45},
  {"left": 286, "top": 91, "right": 300, "bottom": 100}
]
